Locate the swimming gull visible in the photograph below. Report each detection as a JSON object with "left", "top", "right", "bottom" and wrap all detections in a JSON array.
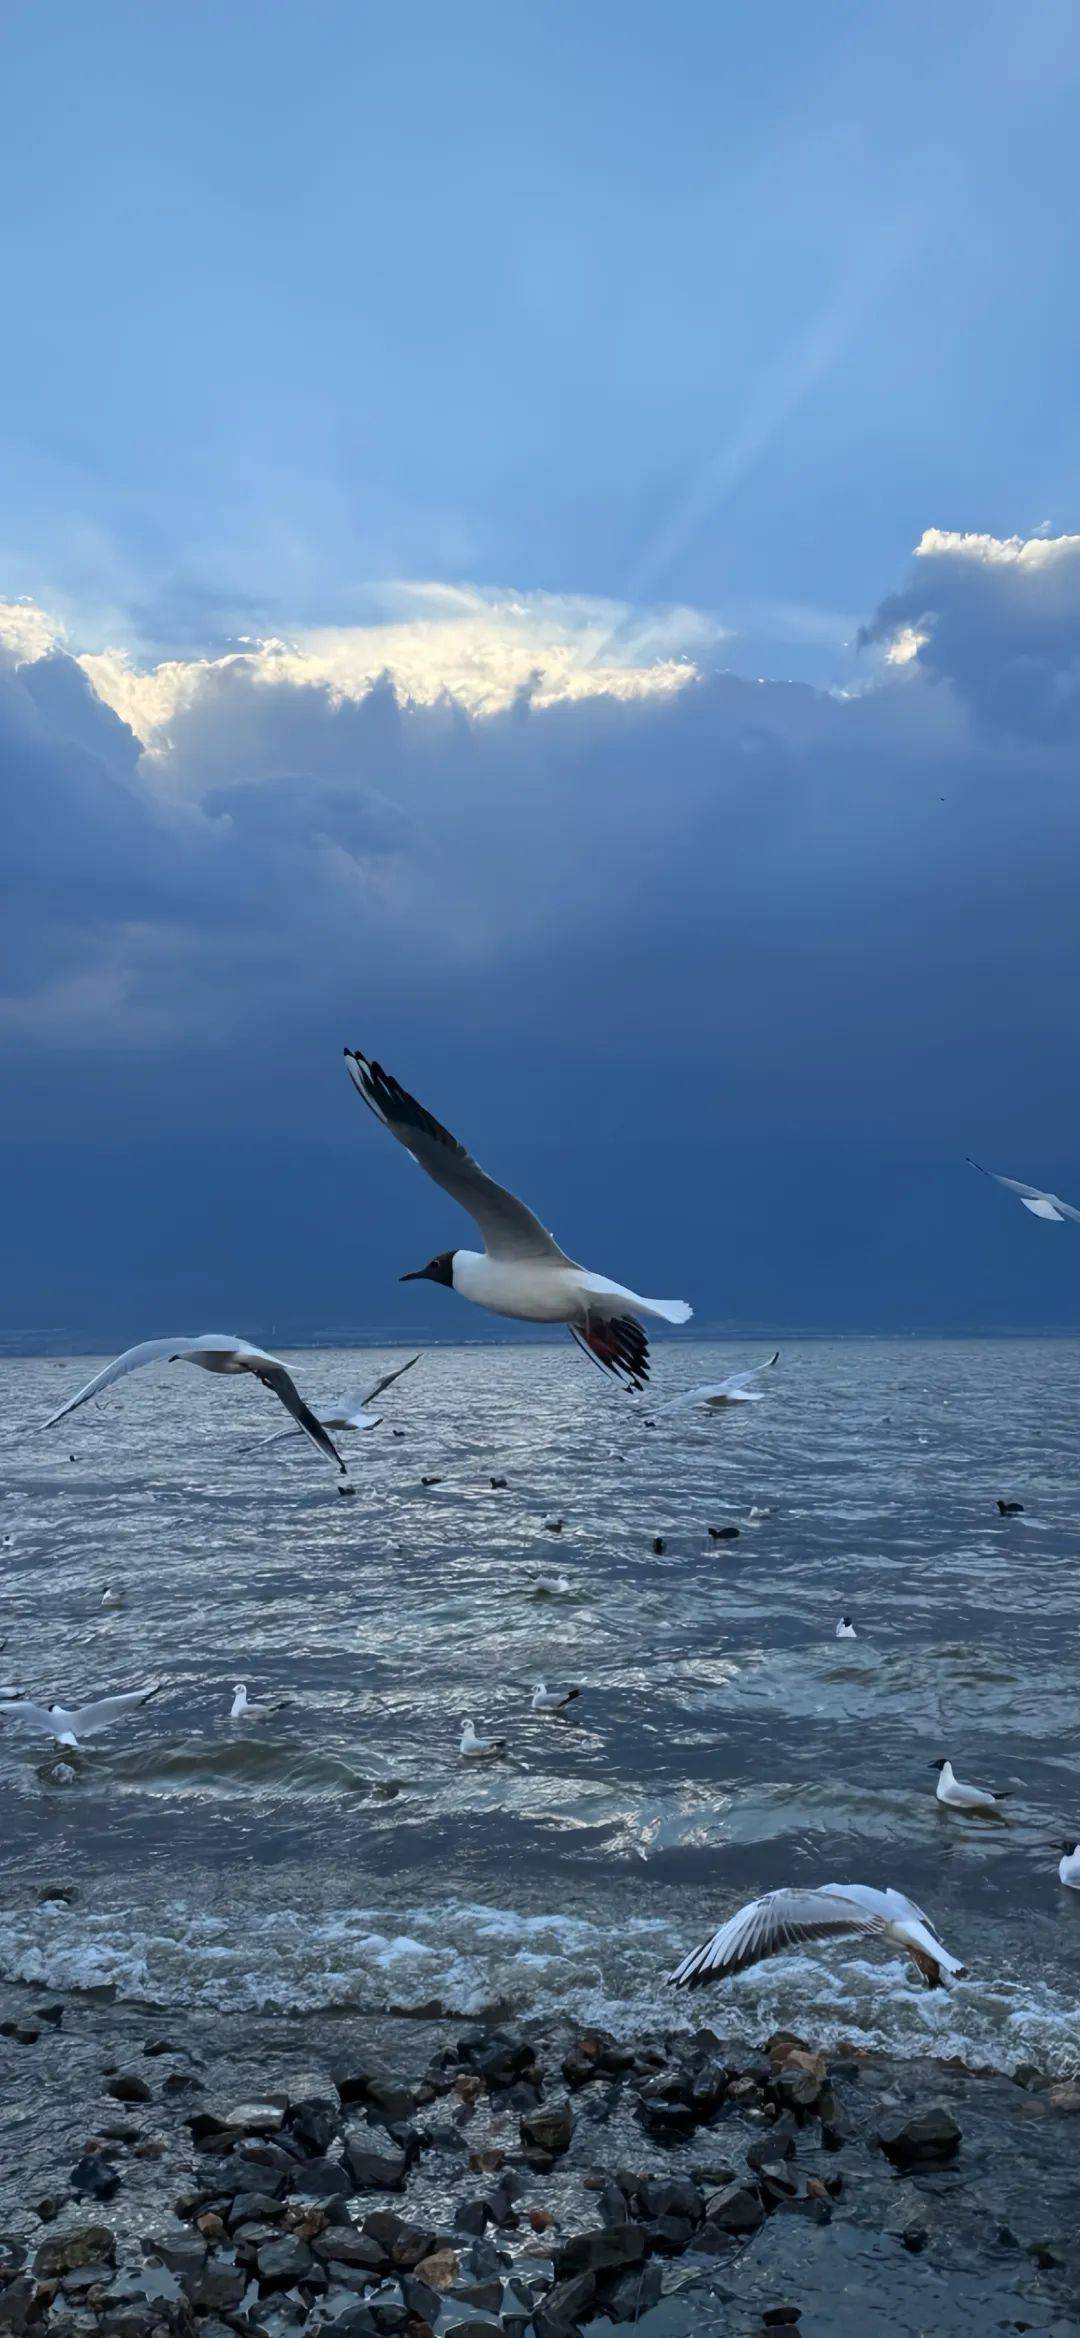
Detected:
[
  {"left": 836, "top": 1616, "right": 857, "bottom": 1639},
  {"left": 533, "top": 1572, "right": 574, "bottom": 1597},
  {"left": 531, "top": 1681, "right": 582, "bottom": 1712},
  {"left": 933, "top": 1758, "right": 1011, "bottom": 1814},
  {"left": 3, "top": 1682, "right": 161, "bottom": 1749},
  {"left": 669, "top": 1882, "right": 966, "bottom": 1991},
  {"left": 229, "top": 1682, "right": 284, "bottom": 1722},
  {"left": 38, "top": 1335, "right": 349, "bottom": 1483},
  {"left": 100, "top": 1584, "right": 126, "bottom": 1610},
  {"left": 967, "top": 1157, "right": 1080, "bottom": 1223},
  {"left": 459, "top": 1718, "right": 507, "bottom": 1759},
  {"left": 1058, "top": 1841, "right": 1080, "bottom": 1890},
  {"left": 664, "top": 1353, "right": 780, "bottom": 1412},
  {"left": 344, "top": 1049, "right": 691, "bottom": 1390}
]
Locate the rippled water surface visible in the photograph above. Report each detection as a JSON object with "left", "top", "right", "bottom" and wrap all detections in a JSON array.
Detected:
[{"left": 2, "top": 1339, "right": 1079, "bottom": 2071}]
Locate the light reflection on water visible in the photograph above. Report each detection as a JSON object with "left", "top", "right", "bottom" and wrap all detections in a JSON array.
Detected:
[{"left": 1, "top": 1338, "right": 1079, "bottom": 2070}]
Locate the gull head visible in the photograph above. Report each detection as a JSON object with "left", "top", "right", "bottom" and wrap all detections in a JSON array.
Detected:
[
  {"left": 1063, "top": 1839, "right": 1079, "bottom": 1856},
  {"left": 931, "top": 1758, "right": 948, "bottom": 1770},
  {"left": 401, "top": 1250, "right": 455, "bottom": 1288}
]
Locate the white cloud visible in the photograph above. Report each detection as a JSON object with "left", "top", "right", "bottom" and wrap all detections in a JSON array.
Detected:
[
  {"left": 72, "top": 581, "right": 718, "bottom": 747},
  {"left": 0, "top": 597, "right": 64, "bottom": 667},
  {"left": 914, "top": 527, "right": 1080, "bottom": 571}
]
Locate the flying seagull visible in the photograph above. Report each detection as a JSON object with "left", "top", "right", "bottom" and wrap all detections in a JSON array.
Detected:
[
  {"left": 967, "top": 1158, "right": 1080, "bottom": 1224},
  {"left": 3, "top": 1682, "right": 161, "bottom": 1749},
  {"left": 258, "top": 1353, "right": 422, "bottom": 1449},
  {"left": 669, "top": 1882, "right": 965, "bottom": 1992},
  {"left": 664, "top": 1353, "right": 780, "bottom": 1412},
  {"left": 38, "top": 1336, "right": 348, "bottom": 1481},
  {"left": 933, "top": 1757, "right": 1011, "bottom": 1815},
  {"left": 344, "top": 1050, "right": 691, "bottom": 1390}
]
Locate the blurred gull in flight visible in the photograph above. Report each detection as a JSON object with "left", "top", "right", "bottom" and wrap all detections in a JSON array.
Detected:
[
  {"left": 4, "top": 1682, "right": 161, "bottom": 1749},
  {"left": 259, "top": 1353, "right": 422, "bottom": 1449},
  {"left": 665, "top": 1353, "right": 780, "bottom": 1412},
  {"left": 344, "top": 1049, "right": 691, "bottom": 1390},
  {"left": 669, "top": 1882, "right": 966, "bottom": 1991},
  {"left": 38, "top": 1336, "right": 349, "bottom": 1484},
  {"left": 967, "top": 1157, "right": 1080, "bottom": 1224}
]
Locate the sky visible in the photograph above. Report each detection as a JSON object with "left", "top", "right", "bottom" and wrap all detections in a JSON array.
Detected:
[{"left": 4, "top": 0, "right": 1080, "bottom": 1343}]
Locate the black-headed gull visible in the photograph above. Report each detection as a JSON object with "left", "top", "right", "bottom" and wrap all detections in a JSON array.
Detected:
[
  {"left": 665, "top": 1353, "right": 779, "bottom": 1413},
  {"left": 836, "top": 1616, "right": 857, "bottom": 1639},
  {"left": 531, "top": 1681, "right": 582, "bottom": 1713},
  {"left": 260, "top": 1354, "right": 422, "bottom": 1449},
  {"left": 3, "top": 1682, "right": 161, "bottom": 1749},
  {"left": 669, "top": 1882, "right": 966, "bottom": 1991},
  {"left": 933, "top": 1758, "right": 1011, "bottom": 1814},
  {"left": 39, "top": 1336, "right": 348, "bottom": 1481},
  {"left": 344, "top": 1050, "right": 691, "bottom": 1391},
  {"left": 100, "top": 1584, "right": 126, "bottom": 1610},
  {"left": 1058, "top": 1841, "right": 1080, "bottom": 1890},
  {"left": 459, "top": 1718, "right": 507, "bottom": 1758},
  {"left": 230, "top": 1682, "right": 285, "bottom": 1722},
  {"left": 967, "top": 1157, "right": 1080, "bottom": 1224}
]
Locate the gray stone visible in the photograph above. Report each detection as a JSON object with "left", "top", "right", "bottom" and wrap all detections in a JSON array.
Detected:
[
  {"left": 223, "top": 2100, "right": 286, "bottom": 2136},
  {"left": 534, "top": 2269, "right": 596, "bottom": 2332},
  {"left": 292, "top": 2157, "right": 351, "bottom": 2201},
  {"left": 877, "top": 2107, "right": 961, "bottom": 2168},
  {"left": 141, "top": 2233, "right": 206, "bottom": 2277},
  {"left": 702, "top": 2180, "right": 766, "bottom": 2236},
  {"left": 69, "top": 2158, "right": 120, "bottom": 2202},
  {"left": 256, "top": 2235, "right": 313, "bottom": 2288},
  {"left": 35, "top": 2229, "right": 116, "bottom": 2278},
  {"left": 553, "top": 2225, "right": 646, "bottom": 2280},
  {"left": 181, "top": 2258, "right": 248, "bottom": 2311},
  {"left": 227, "top": 2191, "right": 287, "bottom": 2226},
  {"left": 519, "top": 2102, "right": 573, "bottom": 2157},
  {"left": 313, "top": 2231, "right": 386, "bottom": 2270},
  {"left": 105, "top": 2071, "right": 152, "bottom": 2105},
  {"left": 0, "top": 2278, "right": 35, "bottom": 2334},
  {"left": 342, "top": 2133, "right": 406, "bottom": 2192}
]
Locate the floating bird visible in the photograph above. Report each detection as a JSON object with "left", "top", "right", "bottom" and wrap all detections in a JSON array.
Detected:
[
  {"left": 50, "top": 1762, "right": 77, "bottom": 1784},
  {"left": 39, "top": 1336, "right": 348, "bottom": 1482},
  {"left": 836, "top": 1616, "right": 857, "bottom": 1639},
  {"left": 669, "top": 1882, "right": 966, "bottom": 1992},
  {"left": 665, "top": 1354, "right": 780, "bottom": 1412},
  {"left": 542, "top": 1517, "right": 564, "bottom": 1534},
  {"left": 259, "top": 1354, "right": 422, "bottom": 1449},
  {"left": 652, "top": 1535, "right": 667, "bottom": 1554},
  {"left": 459, "top": 1719, "right": 507, "bottom": 1759},
  {"left": 933, "top": 1758, "right": 1011, "bottom": 1815},
  {"left": 1058, "top": 1841, "right": 1080, "bottom": 1891},
  {"left": 490, "top": 1476, "right": 508, "bottom": 1489},
  {"left": 229, "top": 1682, "right": 284, "bottom": 1722},
  {"left": 531, "top": 1681, "right": 582, "bottom": 1713},
  {"left": 707, "top": 1524, "right": 740, "bottom": 1543},
  {"left": 100, "top": 1585, "right": 126, "bottom": 1610},
  {"left": 997, "top": 1499, "right": 1024, "bottom": 1517},
  {"left": 967, "top": 1157, "right": 1080, "bottom": 1224},
  {"left": 421, "top": 1474, "right": 443, "bottom": 1487},
  {"left": 344, "top": 1049, "right": 691, "bottom": 1390},
  {"left": 3, "top": 1683, "right": 161, "bottom": 1749},
  {"left": 533, "top": 1573, "right": 574, "bottom": 1597}
]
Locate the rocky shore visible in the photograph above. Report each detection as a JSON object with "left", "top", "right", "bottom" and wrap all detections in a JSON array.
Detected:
[{"left": 3, "top": 1975, "right": 1080, "bottom": 2338}]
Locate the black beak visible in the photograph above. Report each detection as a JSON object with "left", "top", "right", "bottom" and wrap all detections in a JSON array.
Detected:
[{"left": 400, "top": 1268, "right": 427, "bottom": 1283}]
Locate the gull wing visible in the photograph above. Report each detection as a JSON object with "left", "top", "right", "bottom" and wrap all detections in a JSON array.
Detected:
[
  {"left": 722, "top": 1350, "right": 780, "bottom": 1393},
  {"left": 669, "top": 1886, "right": 887, "bottom": 1988},
  {"left": 569, "top": 1314, "right": 650, "bottom": 1392},
  {"left": 2, "top": 1700, "right": 55, "bottom": 1732},
  {"left": 253, "top": 1363, "right": 348, "bottom": 1476},
  {"left": 966, "top": 1158, "right": 1080, "bottom": 1224},
  {"left": 68, "top": 1682, "right": 162, "bottom": 1735},
  {"left": 344, "top": 1050, "right": 571, "bottom": 1263},
  {"left": 38, "top": 1338, "right": 197, "bottom": 1431},
  {"left": 360, "top": 1353, "right": 422, "bottom": 1408}
]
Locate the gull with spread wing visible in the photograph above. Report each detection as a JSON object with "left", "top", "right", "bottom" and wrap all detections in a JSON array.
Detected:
[
  {"left": 664, "top": 1352, "right": 780, "bottom": 1411},
  {"left": 670, "top": 1881, "right": 966, "bottom": 1992},
  {"left": 967, "top": 1158, "right": 1080, "bottom": 1224},
  {"left": 3, "top": 1682, "right": 162, "bottom": 1749},
  {"left": 344, "top": 1050, "right": 691, "bottom": 1390},
  {"left": 38, "top": 1336, "right": 349, "bottom": 1482},
  {"left": 258, "top": 1352, "right": 422, "bottom": 1450}
]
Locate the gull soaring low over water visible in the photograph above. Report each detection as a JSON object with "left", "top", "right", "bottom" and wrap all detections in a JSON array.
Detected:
[
  {"left": 3, "top": 1683, "right": 161, "bottom": 1749},
  {"left": 665, "top": 1353, "right": 780, "bottom": 1412},
  {"left": 39, "top": 1336, "right": 348, "bottom": 1482},
  {"left": 933, "top": 1758, "right": 1011, "bottom": 1814},
  {"left": 669, "top": 1883, "right": 966, "bottom": 1992},
  {"left": 967, "top": 1157, "right": 1080, "bottom": 1224},
  {"left": 344, "top": 1049, "right": 691, "bottom": 1391},
  {"left": 259, "top": 1354, "right": 422, "bottom": 1449}
]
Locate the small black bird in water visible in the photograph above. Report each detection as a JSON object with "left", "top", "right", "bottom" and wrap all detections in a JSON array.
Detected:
[
  {"left": 996, "top": 1499, "right": 1024, "bottom": 1517},
  {"left": 708, "top": 1524, "right": 741, "bottom": 1543}
]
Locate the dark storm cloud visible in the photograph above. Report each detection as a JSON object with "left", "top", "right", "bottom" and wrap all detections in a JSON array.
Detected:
[
  {"left": 3, "top": 540, "right": 1080, "bottom": 1336},
  {"left": 859, "top": 528, "right": 1080, "bottom": 739}
]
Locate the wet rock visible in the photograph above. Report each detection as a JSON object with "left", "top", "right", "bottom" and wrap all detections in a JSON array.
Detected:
[
  {"left": 638, "top": 2176, "right": 704, "bottom": 2225},
  {"left": 142, "top": 2232, "right": 207, "bottom": 2278},
  {"left": 1047, "top": 2081, "right": 1080, "bottom": 2114},
  {"left": 762, "top": 2309, "right": 801, "bottom": 2326},
  {"left": 291, "top": 2156, "right": 351, "bottom": 2201},
  {"left": 161, "top": 2072, "right": 201, "bottom": 2097},
  {"left": 364, "top": 2076, "right": 418, "bottom": 2128},
  {"left": 331, "top": 2060, "right": 375, "bottom": 2108},
  {"left": 227, "top": 2190, "right": 287, "bottom": 2227},
  {"left": 769, "top": 2056, "right": 826, "bottom": 2117},
  {"left": 449, "top": 2276, "right": 501, "bottom": 2312},
  {"left": 105, "top": 2072, "right": 152, "bottom": 2105},
  {"left": 35, "top": 2230, "right": 116, "bottom": 2278},
  {"left": 877, "top": 2107, "right": 961, "bottom": 2168},
  {"left": 181, "top": 2258, "right": 247, "bottom": 2311},
  {"left": 748, "top": 2120, "right": 797, "bottom": 2169},
  {"left": 596, "top": 2181, "right": 629, "bottom": 2227},
  {"left": 256, "top": 2235, "right": 313, "bottom": 2289},
  {"left": 452, "top": 2203, "right": 487, "bottom": 2237},
  {"left": 901, "top": 2224, "right": 929, "bottom": 2253},
  {"left": 0, "top": 2279, "right": 35, "bottom": 2335},
  {"left": 553, "top": 2225, "right": 646, "bottom": 2281},
  {"left": 364, "top": 2216, "right": 437, "bottom": 2271},
  {"left": 607, "top": 2262, "right": 662, "bottom": 2321},
  {"left": 412, "top": 2248, "right": 457, "bottom": 2292},
  {"left": 313, "top": 2232, "right": 386, "bottom": 2272},
  {"left": 69, "top": 2158, "right": 120, "bottom": 2202},
  {"left": 1, "top": 2024, "right": 39, "bottom": 2046},
  {"left": 141, "top": 2039, "right": 177, "bottom": 2058},
  {"left": 638, "top": 2097, "right": 696, "bottom": 2144},
  {"left": 701, "top": 2180, "right": 766, "bottom": 2236},
  {"left": 287, "top": 2097, "right": 340, "bottom": 2157},
  {"left": 520, "top": 2102, "right": 573, "bottom": 2157},
  {"left": 34, "top": 2004, "right": 64, "bottom": 2027},
  {"left": 533, "top": 2270, "right": 596, "bottom": 2333},
  {"left": 400, "top": 2272, "right": 440, "bottom": 2323},
  {"left": 342, "top": 2133, "right": 407, "bottom": 2191}
]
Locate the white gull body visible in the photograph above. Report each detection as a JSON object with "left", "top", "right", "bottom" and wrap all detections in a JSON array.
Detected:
[
  {"left": 934, "top": 1758, "right": 1010, "bottom": 1814},
  {"left": 670, "top": 1881, "right": 965, "bottom": 1991},
  {"left": 531, "top": 1681, "right": 581, "bottom": 1713},
  {"left": 344, "top": 1050, "right": 691, "bottom": 1391},
  {"left": 460, "top": 1718, "right": 507, "bottom": 1759},
  {"left": 39, "top": 1335, "right": 348, "bottom": 1481},
  {"left": 967, "top": 1157, "right": 1080, "bottom": 1224},
  {"left": 665, "top": 1353, "right": 779, "bottom": 1413},
  {"left": 3, "top": 1682, "right": 161, "bottom": 1749},
  {"left": 1058, "top": 1841, "right": 1080, "bottom": 1890}
]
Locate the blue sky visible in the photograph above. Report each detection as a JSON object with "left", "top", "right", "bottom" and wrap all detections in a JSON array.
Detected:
[{"left": 4, "top": 0, "right": 1080, "bottom": 1340}]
